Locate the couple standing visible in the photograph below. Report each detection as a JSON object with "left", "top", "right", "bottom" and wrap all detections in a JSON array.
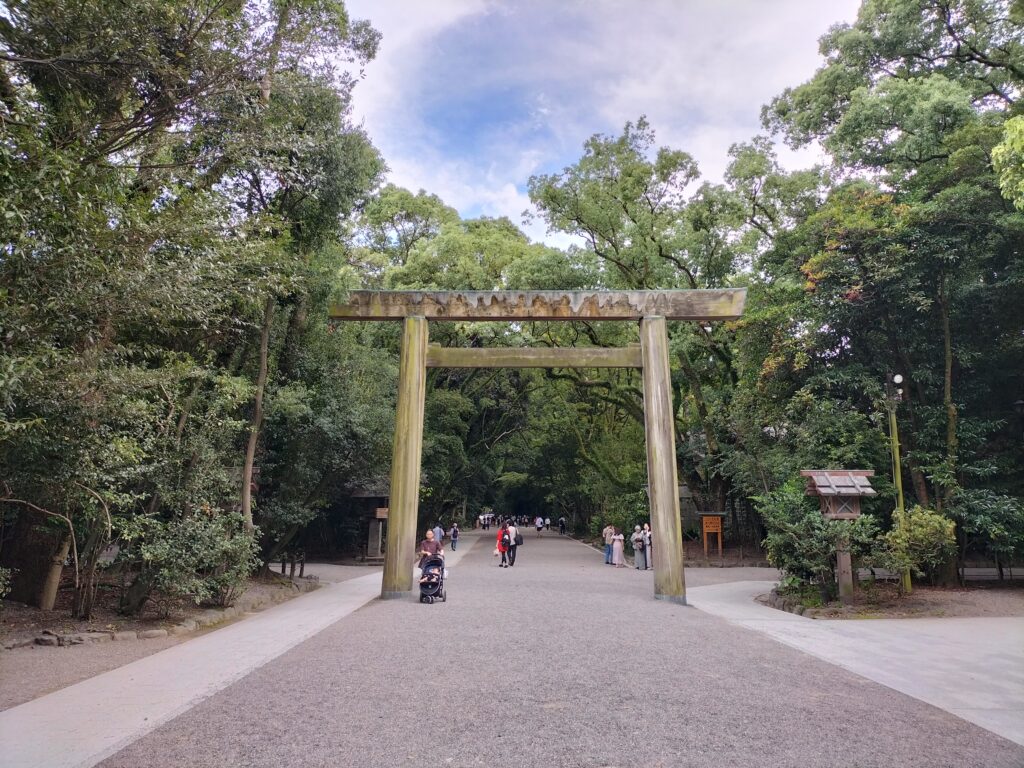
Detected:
[
  {"left": 630, "top": 523, "right": 653, "bottom": 570},
  {"left": 495, "top": 519, "right": 521, "bottom": 567}
]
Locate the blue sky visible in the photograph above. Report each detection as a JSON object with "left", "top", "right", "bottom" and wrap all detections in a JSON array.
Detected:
[{"left": 343, "top": 1, "right": 863, "bottom": 245}]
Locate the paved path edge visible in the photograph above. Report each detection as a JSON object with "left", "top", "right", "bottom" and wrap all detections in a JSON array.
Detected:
[{"left": 0, "top": 540, "right": 477, "bottom": 768}]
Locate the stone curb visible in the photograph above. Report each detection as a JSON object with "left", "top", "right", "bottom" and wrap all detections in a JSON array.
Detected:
[
  {"left": 1, "top": 577, "right": 320, "bottom": 652},
  {"left": 766, "top": 587, "right": 808, "bottom": 616}
]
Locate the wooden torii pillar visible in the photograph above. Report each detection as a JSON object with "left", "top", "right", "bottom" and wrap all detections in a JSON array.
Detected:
[{"left": 330, "top": 290, "right": 747, "bottom": 604}]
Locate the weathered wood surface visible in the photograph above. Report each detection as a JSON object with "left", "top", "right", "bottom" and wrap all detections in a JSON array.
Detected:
[
  {"left": 426, "top": 345, "right": 642, "bottom": 368},
  {"left": 640, "top": 316, "right": 687, "bottom": 604},
  {"left": 330, "top": 290, "right": 746, "bottom": 321},
  {"left": 381, "top": 317, "right": 428, "bottom": 599}
]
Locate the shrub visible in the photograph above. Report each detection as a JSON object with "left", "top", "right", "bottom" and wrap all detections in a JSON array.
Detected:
[
  {"left": 589, "top": 491, "right": 647, "bottom": 549},
  {"left": 0, "top": 566, "right": 12, "bottom": 614},
  {"left": 756, "top": 478, "right": 879, "bottom": 601},
  {"left": 949, "top": 490, "right": 1024, "bottom": 571},
  {"left": 119, "top": 510, "right": 261, "bottom": 613},
  {"left": 880, "top": 505, "right": 957, "bottom": 584}
]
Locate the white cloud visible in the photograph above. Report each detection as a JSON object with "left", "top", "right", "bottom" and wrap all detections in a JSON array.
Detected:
[{"left": 343, "top": 0, "right": 861, "bottom": 245}]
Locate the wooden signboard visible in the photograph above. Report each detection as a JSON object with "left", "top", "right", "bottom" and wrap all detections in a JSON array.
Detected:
[
  {"left": 701, "top": 514, "right": 723, "bottom": 558},
  {"left": 375, "top": 507, "right": 389, "bottom": 519}
]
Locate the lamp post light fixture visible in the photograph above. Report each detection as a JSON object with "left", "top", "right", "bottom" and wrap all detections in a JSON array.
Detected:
[{"left": 885, "top": 373, "right": 912, "bottom": 594}]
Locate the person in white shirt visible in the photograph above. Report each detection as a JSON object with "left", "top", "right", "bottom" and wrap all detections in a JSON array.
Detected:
[
  {"left": 506, "top": 519, "right": 520, "bottom": 566},
  {"left": 534, "top": 515, "right": 544, "bottom": 535}
]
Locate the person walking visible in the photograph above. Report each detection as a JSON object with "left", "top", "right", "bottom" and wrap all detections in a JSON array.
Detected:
[
  {"left": 611, "top": 527, "right": 626, "bottom": 567},
  {"left": 534, "top": 515, "right": 544, "bottom": 536},
  {"left": 642, "top": 522, "right": 653, "bottom": 570},
  {"left": 496, "top": 521, "right": 511, "bottom": 567},
  {"left": 630, "top": 525, "right": 647, "bottom": 570},
  {"left": 544, "top": 516, "right": 551, "bottom": 531},
  {"left": 507, "top": 519, "right": 520, "bottom": 566},
  {"left": 416, "top": 529, "right": 444, "bottom": 572},
  {"left": 558, "top": 516, "right": 566, "bottom": 535},
  {"left": 602, "top": 523, "right": 614, "bottom": 564},
  {"left": 432, "top": 522, "right": 445, "bottom": 546},
  {"left": 449, "top": 523, "right": 460, "bottom": 551}
]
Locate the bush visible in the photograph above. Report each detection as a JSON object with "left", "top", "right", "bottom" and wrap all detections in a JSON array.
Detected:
[
  {"left": 119, "top": 510, "right": 261, "bottom": 613},
  {"left": 756, "top": 478, "right": 879, "bottom": 601},
  {"left": 949, "top": 490, "right": 1024, "bottom": 571},
  {"left": 880, "top": 505, "right": 957, "bottom": 584},
  {"left": 589, "top": 491, "right": 647, "bottom": 549},
  {"left": 0, "top": 566, "right": 12, "bottom": 614}
]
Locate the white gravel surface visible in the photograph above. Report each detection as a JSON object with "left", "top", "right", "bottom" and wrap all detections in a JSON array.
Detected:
[{"left": 93, "top": 531, "right": 1023, "bottom": 768}]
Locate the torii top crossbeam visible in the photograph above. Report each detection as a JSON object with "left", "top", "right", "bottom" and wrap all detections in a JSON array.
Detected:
[{"left": 330, "top": 289, "right": 747, "bottom": 322}]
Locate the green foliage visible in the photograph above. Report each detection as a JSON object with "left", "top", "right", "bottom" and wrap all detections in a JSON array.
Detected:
[
  {"left": 880, "top": 506, "right": 957, "bottom": 583},
  {"left": 119, "top": 512, "right": 260, "bottom": 610},
  {"left": 993, "top": 116, "right": 1024, "bottom": 209},
  {"left": 757, "top": 479, "right": 880, "bottom": 595},
  {"left": 587, "top": 491, "right": 648, "bottom": 547},
  {"left": 950, "top": 489, "right": 1024, "bottom": 566},
  {"left": 0, "top": 566, "right": 12, "bottom": 604},
  {"left": 2, "top": 0, "right": 1022, "bottom": 611}
]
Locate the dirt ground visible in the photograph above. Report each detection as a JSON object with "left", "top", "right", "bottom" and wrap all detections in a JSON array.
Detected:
[
  {"left": 774, "top": 580, "right": 1024, "bottom": 619},
  {"left": 0, "top": 578, "right": 305, "bottom": 713},
  {"left": 0, "top": 562, "right": 373, "bottom": 712},
  {"left": 0, "top": 572, "right": 304, "bottom": 645}
]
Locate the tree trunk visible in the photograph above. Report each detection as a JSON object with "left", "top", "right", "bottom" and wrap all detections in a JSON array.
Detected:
[
  {"left": 938, "top": 280, "right": 958, "bottom": 509},
  {"left": 278, "top": 294, "right": 309, "bottom": 380},
  {"left": 120, "top": 572, "right": 153, "bottom": 616},
  {"left": 38, "top": 535, "right": 71, "bottom": 612},
  {"left": 72, "top": 524, "right": 106, "bottom": 619},
  {"left": 260, "top": 2, "right": 293, "bottom": 104},
  {"left": 675, "top": 348, "right": 719, "bottom": 456},
  {"left": 261, "top": 522, "right": 301, "bottom": 575},
  {"left": 241, "top": 296, "right": 275, "bottom": 533},
  {"left": 1, "top": 512, "right": 67, "bottom": 609}
]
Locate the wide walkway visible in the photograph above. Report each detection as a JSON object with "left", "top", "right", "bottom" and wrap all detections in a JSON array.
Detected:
[
  {"left": 689, "top": 580, "right": 1024, "bottom": 746},
  {"left": 1, "top": 530, "right": 1022, "bottom": 768}
]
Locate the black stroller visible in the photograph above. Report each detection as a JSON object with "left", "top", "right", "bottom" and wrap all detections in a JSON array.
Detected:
[{"left": 419, "top": 556, "right": 447, "bottom": 604}]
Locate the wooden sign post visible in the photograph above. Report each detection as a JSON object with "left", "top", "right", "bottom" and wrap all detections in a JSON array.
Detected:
[
  {"left": 700, "top": 513, "right": 724, "bottom": 558},
  {"left": 800, "top": 470, "right": 876, "bottom": 606}
]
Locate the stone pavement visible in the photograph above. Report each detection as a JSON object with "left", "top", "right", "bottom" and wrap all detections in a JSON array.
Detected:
[
  {"left": 1, "top": 530, "right": 1022, "bottom": 768},
  {"left": 0, "top": 551, "right": 466, "bottom": 768},
  {"left": 688, "top": 580, "right": 1024, "bottom": 747}
]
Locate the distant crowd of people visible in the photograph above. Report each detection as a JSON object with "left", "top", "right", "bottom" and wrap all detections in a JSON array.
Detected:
[
  {"left": 417, "top": 515, "right": 654, "bottom": 572},
  {"left": 478, "top": 514, "right": 567, "bottom": 535}
]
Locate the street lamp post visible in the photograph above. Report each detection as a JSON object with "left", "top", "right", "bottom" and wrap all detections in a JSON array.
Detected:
[{"left": 885, "top": 373, "right": 912, "bottom": 594}]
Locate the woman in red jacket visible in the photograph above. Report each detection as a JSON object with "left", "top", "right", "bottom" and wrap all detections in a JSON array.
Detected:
[{"left": 495, "top": 521, "right": 511, "bottom": 568}]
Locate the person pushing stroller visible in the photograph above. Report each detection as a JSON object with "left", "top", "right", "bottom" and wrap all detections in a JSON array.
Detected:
[{"left": 417, "top": 528, "right": 446, "bottom": 603}]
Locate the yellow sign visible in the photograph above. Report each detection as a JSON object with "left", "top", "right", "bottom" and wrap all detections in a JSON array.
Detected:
[{"left": 702, "top": 516, "right": 722, "bottom": 534}]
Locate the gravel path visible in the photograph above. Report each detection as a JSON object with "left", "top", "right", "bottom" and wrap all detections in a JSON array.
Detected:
[
  {"left": 97, "top": 531, "right": 1023, "bottom": 768},
  {"left": 0, "top": 564, "right": 380, "bottom": 713},
  {"left": 0, "top": 635, "right": 184, "bottom": 712}
]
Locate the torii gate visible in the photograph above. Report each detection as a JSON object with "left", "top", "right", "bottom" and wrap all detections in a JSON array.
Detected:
[{"left": 330, "top": 289, "right": 747, "bottom": 604}]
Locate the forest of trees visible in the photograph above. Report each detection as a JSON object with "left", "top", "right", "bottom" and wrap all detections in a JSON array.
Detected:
[{"left": 1, "top": 0, "right": 1022, "bottom": 616}]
